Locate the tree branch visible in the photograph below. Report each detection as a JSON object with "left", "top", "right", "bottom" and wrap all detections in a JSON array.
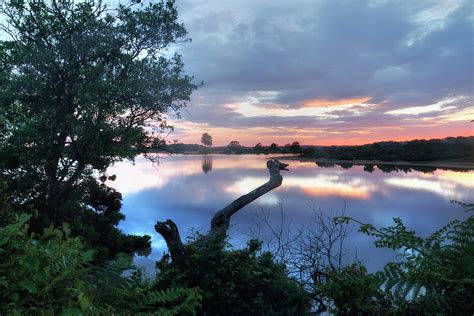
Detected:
[
  {"left": 154, "top": 159, "right": 289, "bottom": 263},
  {"left": 210, "top": 159, "right": 289, "bottom": 234},
  {"left": 154, "top": 219, "right": 185, "bottom": 263}
]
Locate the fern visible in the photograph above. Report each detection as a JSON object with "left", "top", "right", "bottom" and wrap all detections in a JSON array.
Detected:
[
  {"left": 91, "top": 257, "right": 202, "bottom": 314},
  {"left": 137, "top": 287, "right": 202, "bottom": 315},
  {"left": 336, "top": 202, "right": 474, "bottom": 314}
]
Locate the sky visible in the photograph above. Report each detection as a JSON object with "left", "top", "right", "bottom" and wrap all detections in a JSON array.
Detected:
[{"left": 167, "top": 0, "right": 474, "bottom": 146}]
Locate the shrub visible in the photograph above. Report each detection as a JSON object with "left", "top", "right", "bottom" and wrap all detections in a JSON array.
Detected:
[{"left": 156, "top": 235, "right": 311, "bottom": 315}]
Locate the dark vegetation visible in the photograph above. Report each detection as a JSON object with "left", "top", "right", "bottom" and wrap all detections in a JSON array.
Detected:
[
  {"left": 0, "top": 0, "right": 472, "bottom": 314},
  {"left": 156, "top": 235, "right": 311, "bottom": 315},
  {"left": 303, "top": 136, "right": 474, "bottom": 162},
  {"left": 316, "top": 161, "right": 470, "bottom": 173},
  {"left": 160, "top": 140, "right": 302, "bottom": 154},
  {"left": 160, "top": 136, "right": 474, "bottom": 163},
  {"left": 0, "top": 0, "right": 197, "bottom": 258},
  {"left": 252, "top": 202, "right": 474, "bottom": 314}
]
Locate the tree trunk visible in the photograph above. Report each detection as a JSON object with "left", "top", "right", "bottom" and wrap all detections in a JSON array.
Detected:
[{"left": 155, "top": 159, "right": 289, "bottom": 263}]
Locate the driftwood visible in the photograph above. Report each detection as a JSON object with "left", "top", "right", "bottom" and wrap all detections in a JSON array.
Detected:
[{"left": 155, "top": 159, "right": 289, "bottom": 263}]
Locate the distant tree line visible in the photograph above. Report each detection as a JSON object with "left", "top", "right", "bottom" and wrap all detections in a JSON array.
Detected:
[
  {"left": 160, "top": 136, "right": 474, "bottom": 162},
  {"left": 302, "top": 136, "right": 474, "bottom": 162},
  {"left": 160, "top": 141, "right": 303, "bottom": 155}
]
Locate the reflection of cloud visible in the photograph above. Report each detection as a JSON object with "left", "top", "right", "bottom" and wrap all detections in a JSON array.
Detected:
[
  {"left": 301, "top": 187, "right": 369, "bottom": 199},
  {"left": 224, "top": 176, "right": 267, "bottom": 195},
  {"left": 433, "top": 170, "right": 474, "bottom": 188},
  {"left": 108, "top": 157, "right": 203, "bottom": 194},
  {"left": 113, "top": 155, "right": 474, "bottom": 274},
  {"left": 225, "top": 174, "right": 375, "bottom": 200},
  {"left": 109, "top": 154, "right": 294, "bottom": 194},
  {"left": 384, "top": 177, "right": 467, "bottom": 200},
  {"left": 285, "top": 176, "right": 374, "bottom": 199}
]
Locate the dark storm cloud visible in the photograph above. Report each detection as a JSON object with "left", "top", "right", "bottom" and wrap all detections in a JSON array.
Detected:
[{"left": 172, "top": 0, "right": 473, "bottom": 136}]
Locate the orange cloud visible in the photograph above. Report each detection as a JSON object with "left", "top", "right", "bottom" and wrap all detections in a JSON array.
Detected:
[{"left": 302, "top": 97, "right": 371, "bottom": 108}]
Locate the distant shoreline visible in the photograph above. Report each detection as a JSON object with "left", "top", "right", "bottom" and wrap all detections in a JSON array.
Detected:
[
  {"left": 272, "top": 156, "right": 474, "bottom": 170},
  {"left": 148, "top": 151, "right": 474, "bottom": 170}
]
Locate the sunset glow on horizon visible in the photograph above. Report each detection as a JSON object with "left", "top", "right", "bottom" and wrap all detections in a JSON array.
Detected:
[
  {"left": 168, "top": 116, "right": 473, "bottom": 146},
  {"left": 168, "top": 0, "right": 473, "bottom": 147}
]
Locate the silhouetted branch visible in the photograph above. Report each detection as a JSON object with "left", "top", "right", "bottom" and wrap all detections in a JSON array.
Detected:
[
  {"left": 154, "top": 219, "right": 185, "bottom": 263},
  {"left": 210, "top": 159, "right": 289, "bottom": 234},
  {"left": 154, "top": 159, "right": 289, "bottom": 263}
]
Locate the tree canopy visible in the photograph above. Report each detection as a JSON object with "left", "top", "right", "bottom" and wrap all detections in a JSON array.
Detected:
[
  {"left": 0, "top": 0, "right": 197, "bottom": 253},
  {"left": 269, "top": 143, "right": 279, "bottom": 152},
  {"left": 228, "top": 140, "right": 241, "bottom": 147},
  {"left": 201, "top": 132, "right": 212, "bottom": 146}
]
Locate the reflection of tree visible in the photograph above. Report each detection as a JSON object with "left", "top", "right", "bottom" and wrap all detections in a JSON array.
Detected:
[
  {"left": 376, "top": 164, "right": 400, "bottom": 173},
  {"left": 201, "top": 155, "right": 213, "bottom": 173},
  {"left": 363, "top": 164, "right": 374, "bottom": 173},
  {"left": 338, "top": 163, "right": 353, "bottom": 169},
  {"left": 411, "top": 166, "right": 437, "bottom": 173},
  {"left": 375, "top": 164, "right": 438, "bottom": 174},
  {"left": 316, "top": 161, "right": 335, "bottom": 168},
  {"left": 317, "top": 161, "right": 462, "bottom": 174}
]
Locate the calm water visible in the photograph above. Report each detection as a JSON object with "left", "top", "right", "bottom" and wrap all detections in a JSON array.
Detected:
[{"left": 108, "top": 154, "right": 473, "bottom": 273}]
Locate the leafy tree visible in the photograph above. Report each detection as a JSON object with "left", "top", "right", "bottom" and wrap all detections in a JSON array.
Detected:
[
  {"left": 200, "top": 132, "right": 212, "bottom": 147},
  {"left": 253, "top": 142, "right": 262, "bottom": 151},
  {"left": 289, "top": 141, "right": 302, "bottom": 153},
  {"left": 269, "top": 143, "right": 279, "bottom": 152},
  {"left": 0, "top": 0, "right": 197, "bottom": 250},
  {"left": 228, "top": 140, "right": 241, "bottom": 147}
]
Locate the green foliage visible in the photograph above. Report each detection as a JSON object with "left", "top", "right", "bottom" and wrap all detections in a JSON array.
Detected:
[
  {"left": 0, "top": 0, "right": 196, "bottom": 254},
  {"left": 70, "top": 178, "right": 152, "bottom": 261},
  {"left": 95, "top": 266, "right": 202, "bottom": 314},
  {"left": 334, "top": 203, "right": 474, "bottom": 314},
  {"left": 318, "top": 263, "right": 390, "bottom": 314},
  {"left": 0, "top": 179, "right": 15, "bottom": 226},
  {"left": 156, "top": 234, "right": 311, "bottom": 315},
  {"left": 0, "top": 213, "right": 201, "bottom": 314},
  {"left": 0, "top": 214, "right": 94, "bottom": 313}
]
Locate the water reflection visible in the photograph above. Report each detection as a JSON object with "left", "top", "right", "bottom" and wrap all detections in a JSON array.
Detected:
[
  {"left": 201, "top": 155, "right": 213, "bottom": 173},
  {"left": 317, "top": 160, "right": 469, "bottom": 174},
  {"left": 108, "top": 155, "right": 473, "bottom": 273}
]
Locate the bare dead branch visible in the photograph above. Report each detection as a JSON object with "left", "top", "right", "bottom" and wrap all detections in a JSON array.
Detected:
[
  {"left": 155, "top": 159, "right": 289, "bottom": 263},
  {"left": 210, "top": 159, "right": 289, "bottom": 234},
  {"left": 154, "top": 219, "right": 185, "bottom": 263}
]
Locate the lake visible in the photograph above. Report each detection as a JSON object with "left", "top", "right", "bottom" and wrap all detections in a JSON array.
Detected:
[{"left": 108, "top": 154, "right": 473, "bottom": 273}]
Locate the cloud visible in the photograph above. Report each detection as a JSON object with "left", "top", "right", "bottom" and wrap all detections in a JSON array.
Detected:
[
  {"left": 302, "top": 97, "right": 372, "bottom": 108},
  {"left": 169, "top": 0, "right": 473, "bottom": 145}
]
